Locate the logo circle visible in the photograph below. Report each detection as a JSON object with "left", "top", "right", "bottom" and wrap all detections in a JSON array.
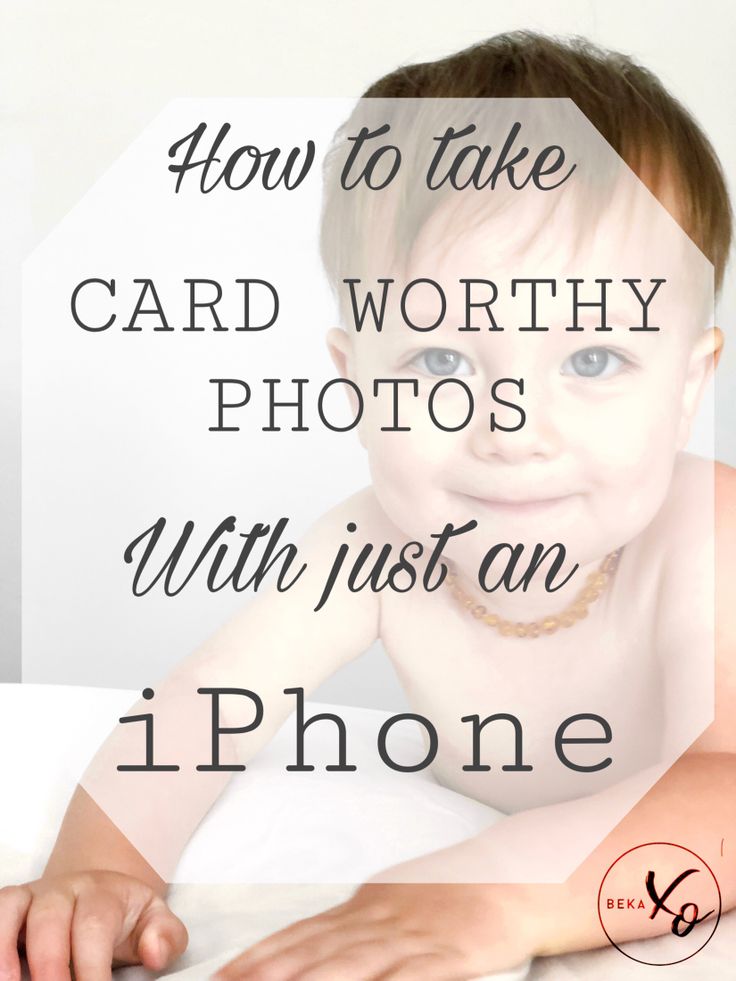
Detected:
[{"left": 597, "top": 842, "right": 721, "bottom": 966}]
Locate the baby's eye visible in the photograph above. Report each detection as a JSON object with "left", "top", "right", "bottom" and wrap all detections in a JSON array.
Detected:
[
  {"left": 560, "top": 346, "right": 629, "bottom": 379},
  {"left": 409, "top": 348, "right": 475, "bottom": 377}
]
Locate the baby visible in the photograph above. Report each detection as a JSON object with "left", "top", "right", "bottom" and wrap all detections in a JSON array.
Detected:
[{"left": 2, "top": 31, "right": 735, "bottom": 981}]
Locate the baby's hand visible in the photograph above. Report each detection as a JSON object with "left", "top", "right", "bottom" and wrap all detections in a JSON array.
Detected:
[
  {"left": 213, "top": 882, "right": 535, "bottom": 980},
  {"left": 0, "top": 870, "right": 188, "bottom": 980}
]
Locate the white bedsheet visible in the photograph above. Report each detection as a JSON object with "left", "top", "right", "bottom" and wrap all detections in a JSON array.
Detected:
[{"left": 1, "top": 685, "right": 732, "bottom": 979}]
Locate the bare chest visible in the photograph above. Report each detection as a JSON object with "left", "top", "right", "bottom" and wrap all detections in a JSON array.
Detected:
[{"left": 380, "top": 584, "right": 663, "bottom": 811}]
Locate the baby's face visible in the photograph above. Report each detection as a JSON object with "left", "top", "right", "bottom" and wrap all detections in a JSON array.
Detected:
[{"left": 333, "top": 185, "right": 716, "bottom": 572}]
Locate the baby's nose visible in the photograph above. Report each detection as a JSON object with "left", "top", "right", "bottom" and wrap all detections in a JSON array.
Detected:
[{"left": 469, "top": 387, "right": 562, "bottom": 464}]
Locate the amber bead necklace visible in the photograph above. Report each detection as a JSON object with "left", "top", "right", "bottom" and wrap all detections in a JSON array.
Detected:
[{"left": 445, "top": 548, "right": 623, "bottom": 638}]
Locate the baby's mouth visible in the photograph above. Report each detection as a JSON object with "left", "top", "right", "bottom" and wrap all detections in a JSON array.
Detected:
[{"left": 457, "top": 491, "right": 578, "bottom": 516}]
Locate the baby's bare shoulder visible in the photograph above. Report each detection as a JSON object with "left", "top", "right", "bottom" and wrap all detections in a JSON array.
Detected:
[
  {"left": 714, "top": 459, "right": 736, "bottom": 636},
  {"left": 311, "top": 486, "right": 401, "bottom": 546},
  {"left": 715, "top": 459, "right": 736, "bottom": 542},
  {"left": 662, "top": 454, "right": 736, "bottom": 611},
  {"left": 648, "top": 453, "right": 725, "bottom": 554},
  {"left": 652, "top": 456, "right": 736, "bottom": 752},
  {"left": 693, "top": 459, "right": 736, "bottom": 751},
  {"left": 644, "top": 454, "right": 717, "bottom": 638}
]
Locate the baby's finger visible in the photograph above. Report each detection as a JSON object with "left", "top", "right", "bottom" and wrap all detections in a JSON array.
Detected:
[
  {"left": 297, "top": 939, "right": 410, "bottom": 981},
  {"left": 212, "top": 913, "right": 350, "bottom": 981},
  {"left": 216, "top": 924, "right": 393, "bottom": 981},
  {"left": 24, "top": 892, "right": 73, "bottom": 981},
  {"left": 133, "top": 899, "right": 190, "bottom": 971},
  {"left": 376, "top": 951, "right": 463, "bottom": 980},
  {"left": 213, "top": 910, "right": 344, "bottom": 978},
  {"left": 0, "top": 885, "right": 32, "bottom": 981},
  {"left": 70, "top": 890, "right": 122, "bottom": 981}
]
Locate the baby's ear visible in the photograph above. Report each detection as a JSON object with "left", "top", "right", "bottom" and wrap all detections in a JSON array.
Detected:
[
  {"left": 677, "top": 327, "right": 723, "bottom": 449},
  {"left": 325, "top": 326, "right": 365, "bottom": 447},
  {"left": 326, "top": 326, "right": 355, "bottom": 379}
]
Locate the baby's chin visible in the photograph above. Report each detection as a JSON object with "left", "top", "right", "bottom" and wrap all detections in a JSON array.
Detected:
[
  {"left": 384, "top": 505, "right": 583, "bottom": 568},
  {"left": 399, "top": 514, "right": 628, "bottom": 590},
  {"left": 413, "top": 495, "right": 586, "bottom": 544}
]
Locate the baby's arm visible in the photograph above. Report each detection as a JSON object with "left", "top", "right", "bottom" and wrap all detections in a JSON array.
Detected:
[
  {"left": 211, "top": 752, "right": 735, "bottom": 981},
  {"left": 0, "top": 488, "right": 385, "bottom": 980},
  {"left": 484, "top": 458, "right": 736, "bottom": 955},
  {"left": 212, "top": 463, "right": 736, "bottom": 980}
]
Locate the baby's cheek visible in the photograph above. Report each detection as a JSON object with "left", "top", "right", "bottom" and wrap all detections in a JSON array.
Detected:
[
  {"left": 574, "top": 386, "right": 679, "bottom": 473},
  {"left": 367, "top": 437, "right": 451, "bottom": 535},
  {"left": 588, "top": 425, "right": 678, "bottom": 537},
  {"left": 370, "top": 441, "right": 432, "bottom": 504}
]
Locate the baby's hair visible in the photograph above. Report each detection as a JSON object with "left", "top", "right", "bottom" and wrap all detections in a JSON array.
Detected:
[{"left": 321, "top": 31, "right": 731, "bottom": 296}]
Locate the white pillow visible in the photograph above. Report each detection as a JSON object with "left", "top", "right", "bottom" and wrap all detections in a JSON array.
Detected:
[{"left": 0, "top": 684, "right": 500, "bottom": 883}]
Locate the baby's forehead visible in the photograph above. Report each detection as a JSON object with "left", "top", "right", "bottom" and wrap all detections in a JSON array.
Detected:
[
  {"left": 408, "top": 178, "right": 679, "bottom": 271},
  {"left": 329, "top": 99, "right": 713, "bottom": 332},
  {"left": 344, "top": 212, "right": 706, "bottom": 346},
  {"left": 390, "top": 185, "right": 708, "bottom": 326}
]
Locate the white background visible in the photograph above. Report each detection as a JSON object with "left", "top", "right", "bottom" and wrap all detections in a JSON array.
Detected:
[{"left": 2, "top": 0, "right": 734, "bottom": 701}]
